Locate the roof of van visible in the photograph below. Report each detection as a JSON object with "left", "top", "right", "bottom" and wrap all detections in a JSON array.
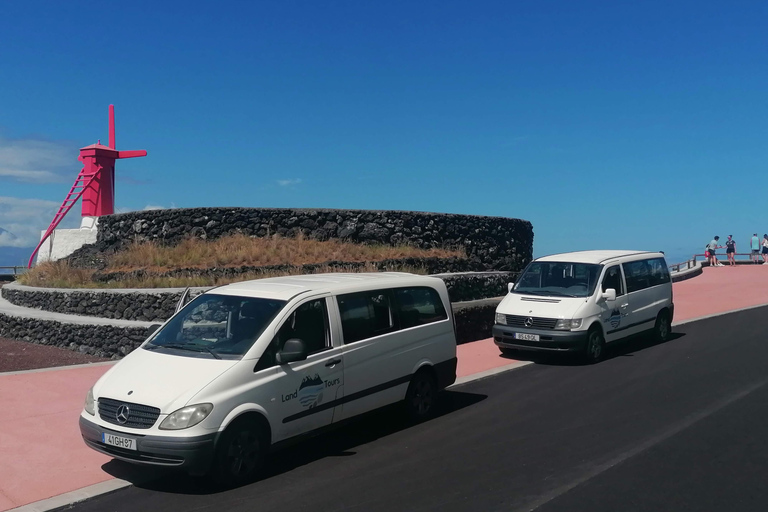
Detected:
[
  {"left": 536, "top": 250, "right": 662, "bottom": 264},
  {"left": 208, "top": 272, "right": 443, "bottom": 301}
]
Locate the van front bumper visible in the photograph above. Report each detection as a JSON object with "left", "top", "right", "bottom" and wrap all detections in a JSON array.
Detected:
[
  {"left": 79, "top": 415, "right": 217, "bottom": 474},
  {"left": 492, "top": 325, "right": 588, "bottom": 353}
]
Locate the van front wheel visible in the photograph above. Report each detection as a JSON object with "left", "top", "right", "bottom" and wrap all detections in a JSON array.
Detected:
[
  {"left": 211, "top": 417, "right": 266, "bottom": 488},
  {"left": 583, "top": 327, "right": 605, "bottom": 364},
  {"left": 405, "top": 370, "right": 437, "bottom": 422}
]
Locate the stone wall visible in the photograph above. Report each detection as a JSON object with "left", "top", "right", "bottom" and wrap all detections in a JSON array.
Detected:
[
  {"left": 452, "top": 298, "right": 503, "bottom": 345},
  {"left": 0, "top": 313, "right": 149, "bottom": 359},
  {"left": 3, "top": 272, "right": 514, "bottom": 322},
  {"left": 73, "top": 207, "right": 533, "bottom": 272},
  {"left": 0, "top": 299, "right": 503, "bottom": 359}
]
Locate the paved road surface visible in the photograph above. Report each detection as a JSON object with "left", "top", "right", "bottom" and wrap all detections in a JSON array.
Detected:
[{"left": 70, "top": 306, "right": 768, "bottom": 512}]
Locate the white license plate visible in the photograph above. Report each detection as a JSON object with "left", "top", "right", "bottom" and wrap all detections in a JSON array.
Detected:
[
  {"left": 514, "top": 333, "right": 540, "bottom": 342},
  {"left": 102, "top": 432, "right": 137, "bottom": 451}
]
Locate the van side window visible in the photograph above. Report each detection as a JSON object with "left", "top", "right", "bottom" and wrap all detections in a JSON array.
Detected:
[
  {"left": 622, "top": 260, "right": 653, "bottom": 293},
  {"left": 255, "top": 299, "right": 330, "bottom": 371},
  {"left": 393, "top": 287, "right": 448, "bottom": 328},
  {"left": 647, "top": 257, "right": 671, "bottom": 287},
  {"left": 601, "top": 266, "right": 624, "bottom": 296},
  {"left": 337, "top": 290, "right": 395, "bottom": 344}
]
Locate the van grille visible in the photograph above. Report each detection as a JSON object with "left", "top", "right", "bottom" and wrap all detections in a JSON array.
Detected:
[
  {"left": 503, "top": 315, "right": 558, "bottom": 329},
  {"left": 98, "top": 398, "right": 161, "bottom": 429}
]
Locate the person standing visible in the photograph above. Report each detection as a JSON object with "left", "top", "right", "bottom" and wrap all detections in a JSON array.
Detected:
[
  {"left": 708, "top": 236, "right": 723, "bottom": 267},
  {"left": 751, "top": 233, "right": 761, "bottom": 263},
  {"left": 725, "top": 235, "right": 736, "bottom": 266},
  {"left": 762, "top": 234, "right": 768, "bottom": 264}
]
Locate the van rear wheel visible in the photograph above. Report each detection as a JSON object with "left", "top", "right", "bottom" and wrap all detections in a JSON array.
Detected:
[
  {"left": 405, "top": 370, "right": 437, "bottom": 422},
  {"left": 211, "top": 417, "right": 266, "bottom": 488},
  {"left": 654, "top": 311, "right": 671, "bottom": 342}
]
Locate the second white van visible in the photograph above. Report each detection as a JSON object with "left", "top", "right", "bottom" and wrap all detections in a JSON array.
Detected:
[
  {"left": 493, "top": 251, "right": 674, "bottom": 362},
  {"left": 79, "top": 272, "right": 457, "bottom": 485}
]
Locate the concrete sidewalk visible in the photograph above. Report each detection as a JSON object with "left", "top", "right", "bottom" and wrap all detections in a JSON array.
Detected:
[{"left": 3, "top": 265, "right": 768, "bottom": 511}]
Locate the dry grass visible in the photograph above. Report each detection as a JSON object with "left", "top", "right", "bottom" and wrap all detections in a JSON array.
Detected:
[
  {"left": 108, "top": 233, "right": 462, "bottom": 271},
  {"left": 20, "top": 234, "right": 463, "bottom": 288}
]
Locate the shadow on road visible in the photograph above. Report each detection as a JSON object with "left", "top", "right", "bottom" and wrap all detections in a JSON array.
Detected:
[
  {"left": 100, "top": 389, "right": 487, "bottom": 495},
  {"left": 501, "top": 331, "right": 687, "bottom": 367}
]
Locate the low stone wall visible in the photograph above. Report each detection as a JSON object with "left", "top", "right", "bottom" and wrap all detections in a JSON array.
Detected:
[
  {"left": 0, "top": 298, "right": 505, "bottom": 359},
  {"left": 452, "top": 298, "right": 503, "bottom": 345},
  {"left": 2, "top": 272, "right": 515, "bottom": 322},
  {"left": 68, "top": 207, "right": 533, "bottom": 272},
  {"left": 438, "top": 272, "right": 516, "bottom": 303},
  {"left": 0, "top": 313, "right": 149, "bottom": 359},
  {"left": 1, "top": 284, "right": 206, "bottom": 323}
]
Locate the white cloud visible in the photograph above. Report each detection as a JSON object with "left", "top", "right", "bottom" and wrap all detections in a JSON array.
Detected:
[
  {"left": 277, "top": 178, "right": 302, "bottom": 186},
  {"left": 0, "top": 196, "right": 80, "bottom": 247},
  {"left": 143, "top": 204, "right": 166, "bottom": 211},
  {"left": 0, "top": 137, "right": 77, "bottom": 184}
]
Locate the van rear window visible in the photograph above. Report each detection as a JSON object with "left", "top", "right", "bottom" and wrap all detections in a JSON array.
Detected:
[
  {"left": 337, "top": 291, "right": 395, "bottom": 343},
  {"left": 392, "top": 287, "right": 447, "bottom": 329}
]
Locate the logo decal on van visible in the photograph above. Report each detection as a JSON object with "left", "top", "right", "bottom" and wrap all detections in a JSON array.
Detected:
[
  {"left": 609, "top": 308, "right": 622, "bottom": 328},
  {"left": 298, "top": 374, "right": 325, "bottom": 409},
  {"left": 282, "top": 374, "right": 342, "bottom": 408}
]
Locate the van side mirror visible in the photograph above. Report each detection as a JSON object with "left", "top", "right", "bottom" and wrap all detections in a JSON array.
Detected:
[
  {"left": 146, "top": 324, "right": 162, "bottom": 337},
  {"left": 600, "top": 289, "right": 617, "bottom": 302},
  {"left": 276, "top": 339, "right": 307, "bottom": 364},
  {"left": 507, "top": 283, "right": 515, "bottom": 293}
]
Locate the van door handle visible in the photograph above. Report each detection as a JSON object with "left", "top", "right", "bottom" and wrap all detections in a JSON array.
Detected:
[
  {"left": 325, "top": 358, "right": 342, "bottom": 367},
  {"left": 620, "top": 303, "right": 629, "bottom": 309}
]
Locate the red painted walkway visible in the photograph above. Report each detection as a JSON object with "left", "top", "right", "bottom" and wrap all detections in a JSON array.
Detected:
[{"left": 2, "top": 265, "right": 767, "bottom": 511}]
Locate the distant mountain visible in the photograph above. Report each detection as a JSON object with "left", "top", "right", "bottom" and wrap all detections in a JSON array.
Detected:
[
  {"left": 0, "top": 246, "right": 32, "bottom": 269},
  {"left": 0, "top": 227, "right": 18, "bottom": 243},
  {"left": 0, "top": 228, "right": 32, "bottom": 269}
]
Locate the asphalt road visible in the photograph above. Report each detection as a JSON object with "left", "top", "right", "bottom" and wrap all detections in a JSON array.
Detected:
[{"left": 72, "top": 307, "right": 768, "bottom": 512}]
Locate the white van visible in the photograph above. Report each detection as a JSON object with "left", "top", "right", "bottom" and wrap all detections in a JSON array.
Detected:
[
  {"left": 79, "top": 273, "right": 457, "bottom": 485},
  {"left": 493, "top": 251, "right": 674, "bottom": 363}
]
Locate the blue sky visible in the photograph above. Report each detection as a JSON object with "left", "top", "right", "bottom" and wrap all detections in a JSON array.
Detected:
[{"left": 1, "top": 0, "right": 767, "bottom": 264}]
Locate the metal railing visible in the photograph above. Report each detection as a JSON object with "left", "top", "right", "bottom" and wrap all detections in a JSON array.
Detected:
[
  {"left": 0, "top": 266, "right": 27, "bottom": 276},
  {"left": 668, "top": 256, "right": 697, "bottom": 273}
]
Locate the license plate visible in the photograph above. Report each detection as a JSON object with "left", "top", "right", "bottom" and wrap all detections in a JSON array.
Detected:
[
  {"left": 102, "top": 432, "right": 136, "bottom": 451},
  {"left": 514, "top": 333, "right": 540, "bottom": 342}
]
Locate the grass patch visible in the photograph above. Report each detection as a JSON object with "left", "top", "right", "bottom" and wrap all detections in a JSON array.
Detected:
[
  {"left": 20, "top": 234, "right": 464, "bottom": 288},
  {"left": 108, "top": 233, "right": 462, "bottom": 271}
]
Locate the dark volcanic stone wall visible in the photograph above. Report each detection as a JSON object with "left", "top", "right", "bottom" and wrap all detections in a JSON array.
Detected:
[
  {"left": 2, "top": 270, "right": 513, "bottom": 322},
  {"left": 0, "top": 300, "right": 499, "bottom": 359},
  {"left": 83, "top": 207, "right": 533, "bottom": 271},
  {"left": 438, "top": 272, "right": 517, "bottom": 302},
  {"left": 0, "top": 314, "right": 149, "bottom": 359},
  {"left": 1, "top": 285, "right": 204, "bottom": 323}
]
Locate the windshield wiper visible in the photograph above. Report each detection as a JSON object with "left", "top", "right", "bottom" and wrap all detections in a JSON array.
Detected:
[{"left": 145, "top": 343, "right": 221, "bottom": 359}]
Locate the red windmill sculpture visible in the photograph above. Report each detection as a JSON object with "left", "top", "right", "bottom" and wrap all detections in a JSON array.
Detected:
[{"left": 28, "top": 105, "right": 147, "bottom": 267}]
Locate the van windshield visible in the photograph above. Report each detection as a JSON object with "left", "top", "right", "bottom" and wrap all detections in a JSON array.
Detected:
[
  {"left": 145, "top": 294, "right": 286, "bottom": 360},
  {"left": 513, "top": 262, "right": 602, "bottom": 298}
]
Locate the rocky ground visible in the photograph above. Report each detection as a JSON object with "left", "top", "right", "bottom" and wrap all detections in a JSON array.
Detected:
[{"left": 0, "top": 337, "right": 108, "bottom": 372}]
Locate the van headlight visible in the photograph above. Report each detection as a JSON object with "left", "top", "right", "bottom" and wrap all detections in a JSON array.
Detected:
[
  {"left": 495, "top": 312, "right": 507, "bottom": 325},
  {"left": 554, "top": 319, "right": 583, "bottom": 330},
  {"left": 159, "top": 403, "right": 214, "bottom": 430},
  {"left": 84, "top": 387, "right": 96, "bottom": 416}
]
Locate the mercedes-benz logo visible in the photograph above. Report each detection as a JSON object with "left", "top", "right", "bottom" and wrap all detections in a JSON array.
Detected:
[
  {"left": 525, "top": 317, "right": 534, "bottom": 327},
  {"left": 116, "top": 405, "right": 130, "bottom": 424}
]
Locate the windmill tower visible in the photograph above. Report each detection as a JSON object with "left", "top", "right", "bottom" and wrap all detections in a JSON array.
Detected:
[{"left": 29, "top": 105, "right": 147, "bottom": 267}]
